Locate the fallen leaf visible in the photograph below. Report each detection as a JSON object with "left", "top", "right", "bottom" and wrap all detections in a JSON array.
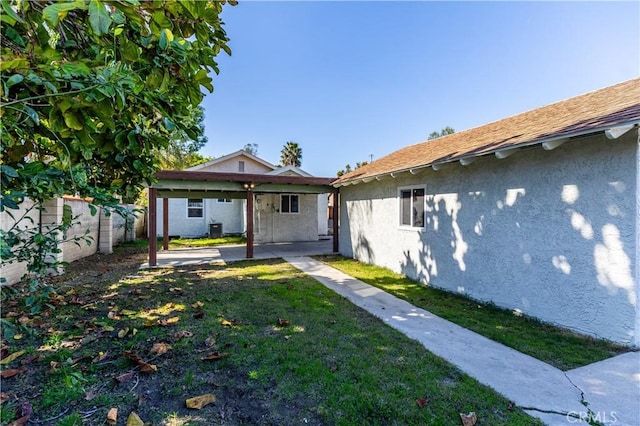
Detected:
[
  {"left": 201, "top": 352, "right": 228, "bottom": 361},
  {"left": 107, "top": 407, "right": 118, "bottom": 425},
  {"left": 157, "top": 317, "right": 180, "bottom": 326},
  {"left": 0, "top": 392, "right": 9, "bottom": 404},
  {"left": 138, "top": 361, "right": 157, "bottom": 373},
  {"left": 12, "top": 335, "right": 23, "bottom": 340},
  {"left": 17, "top": 317, "right": 30, "bottom": 325},
  {"left": 220, "top": 318, "right": 240, "bottom": 327},
  {"left": 108, "top": 311, "right": 121, "bottom": 320},
  {"left": 126, "top": 411, "right": 145, "bottom": 426},
  {"left": 192, "top": 301, "right": 204, "bottom": 308},
  {"left": 1, "top": 368, "right": 26, "bottom": 379},
  {"left": 204, "top": 337, "right": 215, "bottom": 347},
  {"left": 149, "top": 343, "right": 172, "bottom": 356},
  {"left": 0, "top": 350, "right": 25, "bottom": 365},
  {"left": 277, "top": 318, "right": 290, "bottom": 327},
  {"left": 459, "top": 412, "right": 477, "bottom": 426},
  {"left": 185, "top": 393, "right": 216, "bottom": 409},
  {"left": 115, "top": 372, "right": 135, "bottom": 383},
  {"left": 85, "top": 390, "right": 97, "bottom": 401},
  {"left": 416, "top": 398, "right": 428, "bottom": 408},
  {"left": 118, "top": 327, "right": 130, "bottom": 338},
  {"left": 174, "top": 330, "right": 193, "bottom": 340},
  {"left": 93, "top": 351, "right": 109, "bottom": 363},
  {"left": 8, "top": 405, "right": 32, "bottom": 426}
]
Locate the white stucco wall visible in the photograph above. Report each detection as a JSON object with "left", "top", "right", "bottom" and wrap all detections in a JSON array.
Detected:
[
  {"left": 206, "top": 198, "right": 244, "bottom": 235},
  {"left": 339, "top": 131, "right": 638, "bottom": 346},
  {"left": 156, "top": 198, "right": 207, "bottom": 238},
  {"left": 196, "top": 156, "right": 273, "bottom": 174},
  {"left": 254, "top": 193, "right": 319, "bottom": 243},
  {"left": 62, "top": 198, "right": 99, "bottom": 263}
]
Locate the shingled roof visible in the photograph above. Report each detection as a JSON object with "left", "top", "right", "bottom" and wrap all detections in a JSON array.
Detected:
[{"left": 333, "top": 78, "right": 640, "bottom": 186}]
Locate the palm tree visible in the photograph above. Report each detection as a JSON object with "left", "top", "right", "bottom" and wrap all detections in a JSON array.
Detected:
[{"left": 280, "top": 141, "right": 302, "bottom": 167}]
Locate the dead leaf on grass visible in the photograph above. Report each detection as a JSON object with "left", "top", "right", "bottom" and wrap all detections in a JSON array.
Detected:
[
  {"left": 139, "top": 361, "right": 157, "bottom": 373},
  {"left": 108, "top": 311, "right": 121, "bottom": 320},
  {"left": 204, "top": 337, "right": 215, "bottom": 347},
  {"left": 157, "top": 317, "right": 180, "bottom": 326},
  {"left": 220, "top": 318, "right": 240, "bottom": 327},
  {"left": 1, "top": 368, "right": 26, "bottom": 379},
  {"left": 416, "top": 398, "right": 428, "bottom": 408},
  {"left": 149, "top": 343, "right": 172, "bottom": 356},
  {"left": 201, "top": 352, "right": 228, "bottom": 361},
  {"left": 115, "top": 371, "right": 135, "bottom": 383},
  {"left": 85, "top": 390, "right": 98, "bottom": 401},
  {"left": 126, "top": 411, "right": 145, "bottom": 426},
  {"left": 0, "top": 350, "right": 25, "bottom": 365},
  {"left": 459, "top": 412, "right": 477, "bottom": 426},
  {"left": 0, "top": 392, "right": 9, "bottom": 404},
  {"left": 192, "top": 301, "right": 204, "bottom": 309},
  {"left": 185, "top": 393, "right": 216, "bottom": 409},
  {"left": 9, "top": 401, "right": 32, "bottom": 426},
  {"left": 174, "top": 330, "right": 193, "bottom": 340},
  {"left": 277, "top": 318, "right": 290, "bottom": 327},
  {"left": 107, "top": 407, "right": 118, "bottom": 425},
  {"left": 117, "top": 328, "right": 130, "bottom": 338},
  {"left": 93, "top": 351, "right": 109, "bottom": 363}
]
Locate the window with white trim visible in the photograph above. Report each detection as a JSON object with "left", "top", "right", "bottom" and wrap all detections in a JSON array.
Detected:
[
  {"left": 280, "top": 194, "right": 300, "bottom": 214},
  {"left": 217, "top": 198, "right": 232, "bottom": 203},
  {"left": 238, "top": 161, "right": 245, "bottom": 172},
  {"left": 399, "top": 187, "right": 425, "bottom": 228},
  {"left": 187, "top": 198, "right": 204, "bottom": 218}
]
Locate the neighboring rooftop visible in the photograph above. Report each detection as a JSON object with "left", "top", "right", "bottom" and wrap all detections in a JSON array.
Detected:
[{"left": 334, "top": 78, "right": 640, "bottom": 185}]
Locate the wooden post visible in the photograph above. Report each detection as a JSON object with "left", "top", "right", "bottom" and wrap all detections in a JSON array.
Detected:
[
  {"left": 332, "top": 190, "right": 339, "bottom": 253},
  {"left": 148, "top": 188, "right": 157, "bottom": 266},
  {"left": 246, "top": 187, "right": 254, "bottom": 258},
  {"left": 162, "top": 198, "right": 169, "bottom": 250}
]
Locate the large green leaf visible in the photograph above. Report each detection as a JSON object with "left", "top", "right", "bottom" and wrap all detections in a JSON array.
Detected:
[
  {"left": 42, "top": 1, "right": 87, "bottom": 28},
  {"left": 88, "top": 0, "right": 112, "bottom": 36}
]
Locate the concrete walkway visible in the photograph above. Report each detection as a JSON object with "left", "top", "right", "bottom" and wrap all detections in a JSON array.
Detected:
[{"left": 285, "top": 256, "right": 640, "bottom": 426}]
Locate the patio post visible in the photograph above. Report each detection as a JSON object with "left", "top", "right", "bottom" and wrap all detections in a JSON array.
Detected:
[
  {"left": 162, "top": 197, "right": 169, "bottom": 250},
  {"left": 245, "top": 184, "right": 254, "bottom": 258},
  {"left": 148, "top": 188, "right": 157, "bottom": 266},
  {"left": 333, "top": 190, "right": 339, "bottom": 253}
]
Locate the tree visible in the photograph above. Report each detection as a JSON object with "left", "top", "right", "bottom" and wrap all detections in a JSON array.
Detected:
[
  {"left": 157, "top": 106, "right": 212, "bottom": 172},
  {"left": 243, "top": 143, "right": 259, "bottom": 156},
  {"left": 337, "top": 161, "right": 368, "bottom": 177},
  {"left": 0, "top": 0, "right": 233, "bottom": 310},
  {"left": 428, "top": 126, "right": 455, "bottom": 140},
  {"left": 280, "top": 141, "right": 302, "bottom": 167}
]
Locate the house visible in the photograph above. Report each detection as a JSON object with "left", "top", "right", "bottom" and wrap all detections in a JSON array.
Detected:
[
  {"left": 155, "top": 150, "right": 329, "bottom": 243},
  {"left": 333, "top": 78, "right": 640, "bottom": 346}
]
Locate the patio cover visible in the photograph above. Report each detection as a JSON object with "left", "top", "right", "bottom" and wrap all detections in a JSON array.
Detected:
[{"left": 148, "top": 171, "right": 338, "bottom": 266}]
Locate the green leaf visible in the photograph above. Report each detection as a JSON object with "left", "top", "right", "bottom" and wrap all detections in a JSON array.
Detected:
[
  {"left": 62, "top": 204, "right": 73, "bottom": 227},
  {"left": 60, "top": 62, "right": 91, "bottom": 77},
  {"left": 0, "top": 58, "right": 28, "bottom": 71},
  {"left": 42, "top": 1, "right": 87, "bottom": 28},
  {"left": 0, "top": 165, "right": 19, "bottom": 178},
  {"left": 0, "top": 0, "right": 24, "bottom": 24},
  {"left": 158, "top": 28, "right": 174, "bottom": 50},
  {"left": 5, "top": 74, "right": 23, "bottom": 88},
  {"left": 88, "top": 0, "right": 112, "bottom": 35},
  {"left": 23, "top": 105, "right": 40, "bottom": 125},
  {"left": 63, "top": 111, "right": 84, "bottom": 130}
]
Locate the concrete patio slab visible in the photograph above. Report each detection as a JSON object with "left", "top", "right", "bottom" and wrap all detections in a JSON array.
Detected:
[{"left": 141, "top": 239, "right": 335, "bottom": 268}]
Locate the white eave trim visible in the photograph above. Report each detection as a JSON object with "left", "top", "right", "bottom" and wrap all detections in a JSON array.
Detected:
[{"left": 605, "top": 124, "right": 635, "bottom": 139}]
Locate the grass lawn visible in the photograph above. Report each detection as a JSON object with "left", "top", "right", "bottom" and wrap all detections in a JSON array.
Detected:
[
  {"left": 317, "top": 255, "right": 631, "bottom": 371},
  {"left": 119, "top": 236, "right": 247, "bottom": 250},
  {"left": 0, "top": 248, "right": 540, "bottom": 425}
]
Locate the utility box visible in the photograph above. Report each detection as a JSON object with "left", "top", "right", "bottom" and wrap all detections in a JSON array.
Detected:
[{"left": 209, "top": 223, "right": 222, "bottom": 238}]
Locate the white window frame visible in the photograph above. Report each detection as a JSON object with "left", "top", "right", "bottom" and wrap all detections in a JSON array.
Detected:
[
  {"left": 280, "top": 194, "right": 300, "bottom": 214},
  {"left": 238, "top": 161, "right": 245, "bottom": 172},
  {"left": 217, "top": 198, "right": 232, "bottom": 203},
  {"left": 398, "top": 185, "right": 426, "bottom": 229},
  {"left": 187, "top": 198, "right": 204, "bottom": 218}
]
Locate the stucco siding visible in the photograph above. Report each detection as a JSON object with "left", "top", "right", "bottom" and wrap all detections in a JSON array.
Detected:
[
  {"left": 197, "top": 157, "right": 272, "bottom": 174},
  {"left": 156, "top": 198, "right": 207, "bottom": 238},
  {"left": 340, "top": 132, "right": 638, "bottom": 345},
  {"left": 254, "top": 193, "right": 319, "bottom": 243},
  {"left": 206, "top": 199, "right": 244, "bottom": 235}
]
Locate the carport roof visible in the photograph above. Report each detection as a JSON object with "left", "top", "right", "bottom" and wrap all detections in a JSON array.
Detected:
[{"left": 152, "top": 170, "right": 337, "bottom": 198}]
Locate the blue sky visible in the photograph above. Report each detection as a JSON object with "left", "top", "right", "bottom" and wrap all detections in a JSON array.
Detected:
[{"left": 201, "top": 1, "right": 639, "bottom": 177}]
